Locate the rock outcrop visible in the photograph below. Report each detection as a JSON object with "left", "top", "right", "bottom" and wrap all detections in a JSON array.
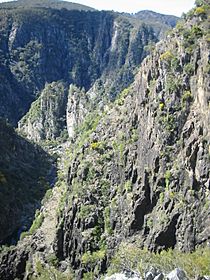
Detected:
[
  {"left": 104, "top": 268, "right": 188, "bottom": 280},
  {"left": 54, "top": 2, "right": 210, "bottom": 277},
  {"left": 66, "top": 85, "right": 89, "bottom": 139},
  {"left": 19, "top": 81, "right": 68, "bottom": 142}
]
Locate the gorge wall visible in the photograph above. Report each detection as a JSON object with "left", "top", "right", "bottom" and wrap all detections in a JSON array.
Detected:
[
  {"left": 55, "top": 6, "right": 210, "bottom": 277},
  {"left": 0, "top": 0, "right": 209, "bottom": 280},
  {"left": 0, "top": 3, "right": 172, "bottom": 126}
]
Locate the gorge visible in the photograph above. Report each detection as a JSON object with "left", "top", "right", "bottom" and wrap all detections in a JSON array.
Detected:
[{"left": 0, "top": 0, "right": 209, "bottom": 279}]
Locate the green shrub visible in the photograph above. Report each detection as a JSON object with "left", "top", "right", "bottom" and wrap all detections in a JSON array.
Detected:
[
  {"left": 185, "top": 46, "right": 194, "bottom": 54},
  {"left": 31, "top": 259, "right": 72, "bottom": 280},
  {"left": 104, "top": 207, "right": 112, "bottom": 235},
  {"left": 182, "top": 25, "right": 203, "bottom": 49},
  {"left": 160, "top": 51, "right": 174, "bottom": 62},
  {"left": 91, "top": 142, "right": 101, "bottom": 150},
  {"left": 108, "top": 243, "right": 210, "bottom": 278},
  {"left": 171, "top": 57, "right": 180, "bottom": 71},
  {"left": 161, "top": 114, "right": 176, "bottom": 133},
  {"left": 165, "top": 170, "right": 171, "bottom": 189},
  {"left": 159, "top": 102, "right": 165, "bottom": 110},
  {"left": 91, "top": 225, "right": 103, "bottom": 243},
  {"left": 83, "top": 272, "right": 94, "bottom": 280},
  {"left": 115, "top": 87, "right": 131, "bottom": 106},
  {"left": 59, "top": 129, "right": 69, "bottom": 141},
  {"left": 79, "top": 204, "right": 96, "bottom": 219},
  {"left": 165, "top": 75, "right": 181, "bottom": 93},
  {"left": 75, "top": 111, "right": 101, "bottom": 141},
  {"left": 82, "top": 249, "right": 106, "bottom": 266},
  {"left": 144, "top": 42, "right": 156, "bottom": 53},
  {"left": 181, "top": 91, "right": 193, "bottom": 104},
  {"left": 184, "top": 63, "right": 194, "bottom": 75},
  {"left": 42, "top": 188, "right": 53, "bottom": 204},
  {"left": 90, "top": 141, "right": 106, "bottom": 153},
  {"left": 159, "top": 192, "right": 165, "bottom": 204},
  {"left": 124, "top": 181, "right": 132, "bottom": 192},
  {"left": 129, "top": 129, "right": 138, "bottom": 143},
  {"left": 20, "top": 231, "right": 30, "bottom": 240},
  {"left": 0, "top": 245, "right": 12, "bottom": 254},
  {"left": 46, "top": 253, "right": 59, "bottom": 267},
  {"left": 29, "top": 211, "right": 44, "bottom": 234},
  {"left": 175, "top": 21, "right": 185, "bottom": 32},
  {"left": 195, "top": 6, "right": 206, "bottom": 15},
  {"left": 195, "top": 0, "right": 208, "bottom": 6},
  {"left": 100, "top": 179, "right": 111, "bottom": 200},
  {"left": 191, "top": 25, "right": 203, "bottom": 38}
]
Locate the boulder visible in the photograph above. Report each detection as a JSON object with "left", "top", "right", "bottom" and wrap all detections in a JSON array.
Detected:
[{"left": 166, "top": 268, "right": 188, "bottom": 280}]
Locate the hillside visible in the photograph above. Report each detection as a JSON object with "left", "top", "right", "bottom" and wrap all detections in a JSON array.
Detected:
[
  {"left": 0, "top": 1, "right": 177, "bottom": 126},
  {"left": 0, "top": 0, "right": 209, "bottom": 280},
  {"left": 134, "top": 10, "right": 178, "bottom": 27},
  {"left": 133, "top": 10, "right": 178, "bottom": 38},
  {"left": 0, "top": 0, "right": 95, "bottom": 11}
]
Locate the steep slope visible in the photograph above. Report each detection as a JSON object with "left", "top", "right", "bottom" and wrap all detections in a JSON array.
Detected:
[
  {"left": 16, "top": 13, "right": 157, "bottom": 140},
  {"left": 0, "top": 1, "right": 209, "bottom": 280},
  {"left": 19, "top": 81, "right": 69, "bottom": 142},
  {"left": 0, "top": 1, "right": 177, "bottom": 125},
  {"left": 0, "top": 119, "right": 53, "bottom": 244},
  {"left": 0, "top": 1, "right": 209, "bottom": 279},
  {"left": 54, "top": 2, "right": 210, "bottom": 278}
]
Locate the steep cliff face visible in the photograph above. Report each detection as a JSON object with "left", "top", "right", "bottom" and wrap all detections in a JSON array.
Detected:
[
  {"left": 0, "top": 0, "right": 176, "bottom": 126},
  {"left": 0, "top": 1, "right": 209, "bottom": 280},
  {"left": 15, "top": 15, "right": 157, "bottom": 141},
  {"left": 0, "top": 119, "right": 52, "bottom": 244},
  {"left": 19, "top": 81, "right": 68, "bottom": 142},
  {"left": 54, "top": 3, "right": 210, "bottom": 277},
  {"left": 66, "top": 85, "right": 89, "bottom": 139},
  {"left": 0, "top": 8, "right": 113, "bottom": 124}
]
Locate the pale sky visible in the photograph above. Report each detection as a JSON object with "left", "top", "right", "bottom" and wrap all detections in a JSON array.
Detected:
[
  {"left": 0, "top": 0, "right": 196, "bottom": 16},
  {"left": 70, "top": 0, "right": 195, "bottom": 16}
]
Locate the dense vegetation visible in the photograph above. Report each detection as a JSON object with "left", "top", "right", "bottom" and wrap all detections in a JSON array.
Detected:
[{"left": 0, "top": 0, "right": 95, "bottom": 11}]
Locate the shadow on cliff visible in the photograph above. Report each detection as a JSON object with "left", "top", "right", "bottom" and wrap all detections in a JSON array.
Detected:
[{"left": 0, "top": 118, "right": 56, "bottom": 245}]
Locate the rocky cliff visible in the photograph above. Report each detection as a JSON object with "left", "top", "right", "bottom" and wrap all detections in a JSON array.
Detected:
[
  {"left": 19, "top": 81, "right": 69, "bottom": 142},
  {"left": 53, "top": 1, "right": 209, "bottom": 278},
  {"left": 0, "top": 0, "right": 177, "bottom": 127},
  {"left": 0, "top": 0, "right": 177, "bottom": 248},
  {"left": 0, "top": 0, "right": 209, "bottom": 280},
  {"left": 15, "top": 13, "right": 157, "bottom": 141}
]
